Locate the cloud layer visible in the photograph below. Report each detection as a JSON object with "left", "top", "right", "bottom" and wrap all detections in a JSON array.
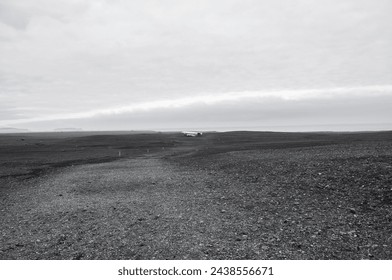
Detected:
[
  {"left": 1, "top": 0, "right": 391, "bottom": 131},
  {"left": 2, "top": 85, "right": 391, "bottom": 132}
]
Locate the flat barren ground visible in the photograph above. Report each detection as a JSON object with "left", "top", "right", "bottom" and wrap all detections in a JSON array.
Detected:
[{"left": 1, "top": 131, "right": 391, "bottom": 259}]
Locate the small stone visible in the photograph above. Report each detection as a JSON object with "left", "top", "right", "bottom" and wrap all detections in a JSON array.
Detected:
[{"left": 73, "top": 253, "right": 83, "bottom": 260}]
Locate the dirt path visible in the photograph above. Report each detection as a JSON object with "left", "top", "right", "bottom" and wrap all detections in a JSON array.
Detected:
[{"left": 0, "top": 151, "right": 269, "bottom": 259}]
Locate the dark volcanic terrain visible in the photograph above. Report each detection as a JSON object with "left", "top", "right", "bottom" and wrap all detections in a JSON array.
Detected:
[{"left": 1, "top": 131, "right": 391, "bottom": 259}]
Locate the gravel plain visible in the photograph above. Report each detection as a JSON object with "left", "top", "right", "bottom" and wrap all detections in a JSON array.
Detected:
[{"left": 1, "top": 131, "right": 391, "bottom": 259}]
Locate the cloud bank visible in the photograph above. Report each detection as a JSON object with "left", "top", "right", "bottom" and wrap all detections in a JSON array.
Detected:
[
  {"left": 2, "top": 85, "right": 391, "bottom": 131},
  {"left": 1, "top": 0, "right": 391, "bottom": 131}
]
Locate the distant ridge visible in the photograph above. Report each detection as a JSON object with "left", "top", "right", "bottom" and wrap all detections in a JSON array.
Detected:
[
  {"left": 0, "top": 127, "right": 29, "bottom": 133},
  {"left": 54, "top": 128, "right": 83, "bottom": 132}
]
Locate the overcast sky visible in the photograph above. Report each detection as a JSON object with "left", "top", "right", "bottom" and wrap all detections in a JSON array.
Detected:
[{"left": 0, "top": 0, "right": 391, "bottom": 132}]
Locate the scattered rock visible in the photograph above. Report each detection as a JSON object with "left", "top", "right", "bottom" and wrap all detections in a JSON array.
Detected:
[{"left": 72, "top": 253, "right": 84, "bottom": 260}]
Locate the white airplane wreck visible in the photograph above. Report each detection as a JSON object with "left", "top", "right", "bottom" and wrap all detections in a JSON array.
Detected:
[{"left": 182, "top": 131, "right": 203, "bottom": 137}]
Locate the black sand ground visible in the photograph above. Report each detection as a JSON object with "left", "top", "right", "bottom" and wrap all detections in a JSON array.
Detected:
[{"left": 1, "top": 131, "right": 391, "bottom": 259}]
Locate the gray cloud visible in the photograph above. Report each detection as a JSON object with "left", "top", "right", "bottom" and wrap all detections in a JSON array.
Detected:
[
  {"left": 0, "top": 0, "right": 391, "bottom": 131},
  {"left": 0, "top": 3, "right": 30, "bottom": 29},
  {"left": 10, "top": 90, "right": 392, "bottom": 132}
]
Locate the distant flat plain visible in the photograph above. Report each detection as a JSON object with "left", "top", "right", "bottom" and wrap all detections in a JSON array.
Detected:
[{"left": 1, "top": 131, "right": 391, "bottom": 259}]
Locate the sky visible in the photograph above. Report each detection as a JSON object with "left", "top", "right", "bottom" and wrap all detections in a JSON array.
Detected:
[{"left": 0, "top": 0, "right": 391, "bottom": 132}]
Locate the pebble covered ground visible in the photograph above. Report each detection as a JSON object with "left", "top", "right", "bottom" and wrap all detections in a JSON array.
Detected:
[{"left": 1, "top": 132, "right": 391, "bottom": 259}]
